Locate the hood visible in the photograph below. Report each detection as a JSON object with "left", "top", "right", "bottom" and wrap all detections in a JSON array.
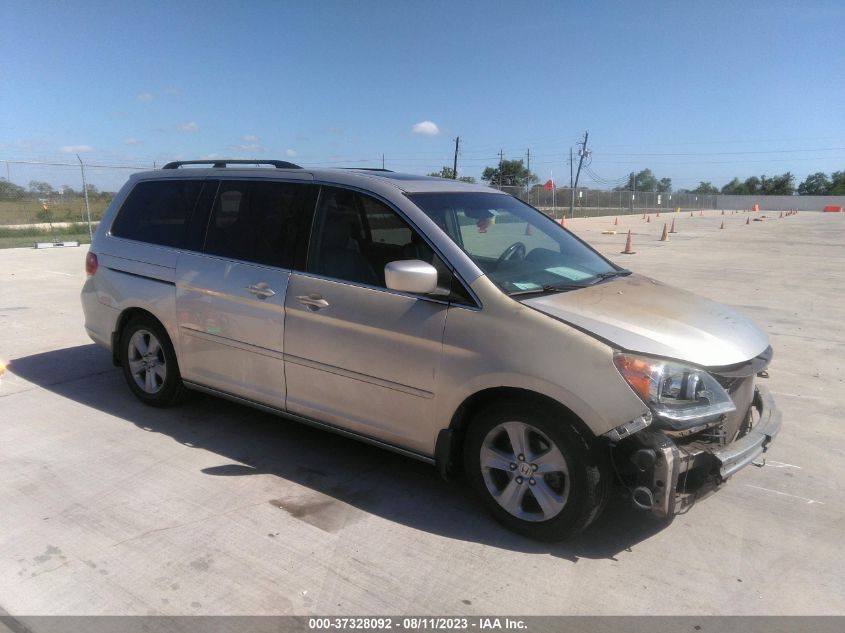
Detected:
[{"left": 521, "top": 274, "right": 770, "bottom": 368}]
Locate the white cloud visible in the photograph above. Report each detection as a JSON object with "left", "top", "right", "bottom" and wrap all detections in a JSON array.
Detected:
[
  {"left": 137, "top": 92, "right": 154, "bottom": 102},
  {"left": 412, "top": 120, "right": 440, "bottom": 136},
  {"left": 236, "top": 135, "right": 264, "bottom": 152},
  {"left": 124, "top": 137, "right": 141, "bottom": 146},
  {"left": 177, "top": 122, "right": 198, "bottom": 133},
  {"left": 285, "top": 149, "right": 297, "bottom": 157},
  {"left": 59, "top": 145, "right": 94, "bottom": 153}
]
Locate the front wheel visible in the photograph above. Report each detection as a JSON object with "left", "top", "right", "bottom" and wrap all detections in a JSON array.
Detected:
[
  {"left": 119, "top": 315, "right": 186, "bottom": 407},
  {"left": 464, "top": 401, "right": 609, "bottom": 541}
]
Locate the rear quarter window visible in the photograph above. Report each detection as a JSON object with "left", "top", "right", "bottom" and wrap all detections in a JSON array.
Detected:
[{"left": 110, "top": 179, "right": 204, "bottom": 247}]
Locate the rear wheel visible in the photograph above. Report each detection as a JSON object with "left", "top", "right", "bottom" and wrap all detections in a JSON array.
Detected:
[
  {"left": 119, "top": 315, "right": 185, "bottom": 407},
  {"left": 464, "top": 400, "right": 609, "bottom": 541}
]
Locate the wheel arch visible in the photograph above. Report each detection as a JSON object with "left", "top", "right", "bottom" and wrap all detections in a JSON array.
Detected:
[
  {"left": 436, "top": 387, "right": 598, "bottom": 478},
  {"left": 111, "top": 307, "right": 167, "bottom": 366}
]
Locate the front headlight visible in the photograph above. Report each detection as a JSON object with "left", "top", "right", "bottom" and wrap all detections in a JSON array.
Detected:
[{"left": 613, "top": 352, "right": 735, "bottom": 430}]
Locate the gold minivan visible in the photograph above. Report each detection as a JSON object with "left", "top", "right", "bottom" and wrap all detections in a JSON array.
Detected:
[{"left": 82, "top": 159, "right": 781, "bottom": 540}]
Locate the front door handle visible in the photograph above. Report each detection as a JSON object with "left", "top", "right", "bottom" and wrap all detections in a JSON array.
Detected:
[
  {"left": 246, "top": 283, "right": 276, "bottom": 299},
  {"left": 296, "top": 294, "right": 330, "bottom": 310}
]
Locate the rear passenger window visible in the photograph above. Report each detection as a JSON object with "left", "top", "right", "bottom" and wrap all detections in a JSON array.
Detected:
[
  {"left": 111, "top": 180, "right": 203, "bottom": 247},
  {"left": 203, "top": 181, "right": 308, "bottom": 268}
]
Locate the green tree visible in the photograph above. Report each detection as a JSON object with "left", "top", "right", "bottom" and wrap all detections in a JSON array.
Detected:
[
  {"left": 829, "top": 171, "right": 845, "bottom": 195},
  {"left": 28, "top": 180, "right": 54, "bottom": 195},
  {"left": 482, "top": 159, "right": 537, "bottom": 188},
  {"left": 691, "top": 181, "right": 719, "bottom": 195},
  {"left": 721, "top": 178, "right": 745, "bottom": 195},
  {"left": 657, "top": 177, "right": 673, "bottom": 193},
  {"left": 759, "top": 172, "right": 795, "bottom": 195},
  {"left": 743, "top": 176, "right": 761, "bottom": 195},
  {"left": 615, "top": 169, "right": 659, "bottom": 192},
  {"left": 427, "top": 167, "right": 476, "bottom": 183},
  {"left": 797, "top": 172, "right": 831, "bottom": 195},
  {"left": 0, "top": 178, "right": 26, "bottom": 199}
]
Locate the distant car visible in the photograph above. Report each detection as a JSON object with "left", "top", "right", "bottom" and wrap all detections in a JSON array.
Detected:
[{"left": 81, "top": 159, "right": 781, "bottom": 540}]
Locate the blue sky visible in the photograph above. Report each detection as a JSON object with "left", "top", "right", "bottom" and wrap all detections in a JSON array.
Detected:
[{"left": 2, "top": 0, "right": 844, "bottom": 191}]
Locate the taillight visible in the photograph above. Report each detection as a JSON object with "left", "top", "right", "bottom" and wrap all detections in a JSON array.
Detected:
[{"left": 85, "top": 252, "right": 99, "bottom": 276}]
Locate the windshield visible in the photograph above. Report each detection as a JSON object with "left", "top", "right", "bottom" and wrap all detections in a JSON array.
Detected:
[{"left": 407, "top": 192, "right": 618, "bottom": 295}]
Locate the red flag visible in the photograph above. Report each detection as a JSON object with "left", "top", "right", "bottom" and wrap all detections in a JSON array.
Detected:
[{"left": 543, "top": 179, "right": 554, "bottom": 191}]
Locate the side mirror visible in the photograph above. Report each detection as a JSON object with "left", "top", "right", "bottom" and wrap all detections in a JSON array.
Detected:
[{"left": 384, "top": 260, "right": 438, "bottom": 295}]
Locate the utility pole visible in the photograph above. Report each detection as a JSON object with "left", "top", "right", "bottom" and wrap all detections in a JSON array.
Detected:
[
  {"left": 382, "top": 154, "right": 385, "bottom": 169},
  {"left": 498, "top": 149, "right": 504, "bottom": 189},
  {"left": 569, "top": 131, "right": 589, "bottom": 219},
  {"left": 452, "top": 137, "right": 460, "bottom": 179},
  {"left": 569, "top": 147, "right": 574, "bottom": 217},
  {"left": 525, "top": 148, "right": 530, "bottom": 202},
  {"left": 77, "top": 154, "right": 93, "bottom": 241}
]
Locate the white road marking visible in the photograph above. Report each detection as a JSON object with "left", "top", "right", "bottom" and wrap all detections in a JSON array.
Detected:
[
  {"left": 765, "top": 460, "right": 802, "bottom": 469},
  {"left": 45, "top": 270, "right": 73, "bottom": 276},
  {"left": 745, "top": 484, "right": 823, "bottom": 505}
]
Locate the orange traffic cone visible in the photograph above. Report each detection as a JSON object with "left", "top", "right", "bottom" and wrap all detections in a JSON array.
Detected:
[
  {"left": 656, "top": 211, "right": 660, "bottom": 217},
  {"left": 690, "top": 212, "right": 694, "bottom": 218},
  {"left": 720, "top": 221, "right": 725, "bottom": 229},
  {"left": 721, "top": 210, "right": 725, "bottom": 215},
  {"left": 647, "top": 215, "right": 651, "bottom": 223},
  {"left": 559, "top": 214, "right": 566, "bottom": 228},
  {"left": 660, "top": 223, "right": 669, "bottom": 241},
  {"left": 779, "top": 211, "right": 783, "bottom": 219},
  {"left": 621, "top": 230, "right": 636, "bottom": 254},
  {"left": 524, "top": 222, "right": 532, "bottom": 236},
  {"left": 641, "top": 212, "right": 646, "bottom": 220},
  {"left": 669, "top": 217, "right": 677, "bottom": 233},
  {"left": 745, "top": 217, "right": 750, "bottom": 225},
  {"left": 614, "top": 216, "right": 619, "bottom": 226}
]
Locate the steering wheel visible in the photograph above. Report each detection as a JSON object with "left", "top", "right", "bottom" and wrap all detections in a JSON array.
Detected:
[{"left": 496, "top": 241, "right": 527, "bottom": 268}]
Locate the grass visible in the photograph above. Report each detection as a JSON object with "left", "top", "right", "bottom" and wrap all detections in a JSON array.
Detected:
[
  {"left": 0, "top": 197, "right": 111, "bottom": 226},
  {"left": 0, "top": 223, "right": 94, "bottom": 249}
]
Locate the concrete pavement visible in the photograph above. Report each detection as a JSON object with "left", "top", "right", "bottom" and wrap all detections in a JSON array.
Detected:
[{"left": 0, "top": 210, "right": 843, "bottom": 615}]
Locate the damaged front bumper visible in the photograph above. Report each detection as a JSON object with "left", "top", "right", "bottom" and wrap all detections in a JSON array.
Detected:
[{"left": 610, "top": 384, "right": 782, "bottom": 517}]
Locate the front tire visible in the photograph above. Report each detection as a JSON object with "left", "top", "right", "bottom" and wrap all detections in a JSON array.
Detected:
[
  {"left": 464, "top": 400, "right": 609, "bottom": 541},
  {"left": 119, "top": 315, "right": 185, "bottom": 407}
]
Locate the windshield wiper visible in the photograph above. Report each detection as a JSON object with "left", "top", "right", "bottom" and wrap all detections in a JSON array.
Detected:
[
  {"left": 508, "top": 269, "right": 632, "bottom": 297},
  {"left": 508, "top": 283, "right": 588, "bottom": 297},
  {"left": 585, "top": 269, "right": 632, "bottom": 285}
]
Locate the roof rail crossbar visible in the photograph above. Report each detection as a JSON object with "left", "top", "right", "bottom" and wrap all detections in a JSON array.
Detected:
[{"left": 161, "top": 159, "right": 302, "bottom": 170}]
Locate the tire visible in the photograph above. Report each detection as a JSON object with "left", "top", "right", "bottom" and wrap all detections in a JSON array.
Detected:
[
  {"left": 463, "top": 400, "right": 609, "bottom": 541},
  {"left": 119, "top": 315, "right": 186, "bottom": 407}
]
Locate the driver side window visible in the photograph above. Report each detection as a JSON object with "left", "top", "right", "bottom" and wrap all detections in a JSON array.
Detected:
[{"left": 307, "top": 187, "right": 459, "bottom": 296}]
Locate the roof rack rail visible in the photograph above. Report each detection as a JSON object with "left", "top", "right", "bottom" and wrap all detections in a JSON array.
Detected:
[
  {"left": 161, "top": 159, "right": 302, "bottom": 170},
  {"left": 338, "top": 167, "right": 394, "bottom": 172}
]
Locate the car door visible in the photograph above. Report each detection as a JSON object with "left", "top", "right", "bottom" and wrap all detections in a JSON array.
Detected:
[
  {"left": 176, "top": 178, "right": 315, "bottom": 409},
  {"left": 283, "top": 187, "right": 449, "bottom": 455}
]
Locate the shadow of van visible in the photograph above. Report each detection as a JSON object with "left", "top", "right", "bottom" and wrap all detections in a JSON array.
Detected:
[{"left": 8, "top": 344, "right": 669, "bottom": 561}]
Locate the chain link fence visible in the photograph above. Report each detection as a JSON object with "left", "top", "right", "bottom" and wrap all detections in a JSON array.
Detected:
[
  {"left": 501, "top": 185, "right": 718, "bottom": 219},
  {"left": 0, "top": 160, "right": 150, "bottom": 248}
]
